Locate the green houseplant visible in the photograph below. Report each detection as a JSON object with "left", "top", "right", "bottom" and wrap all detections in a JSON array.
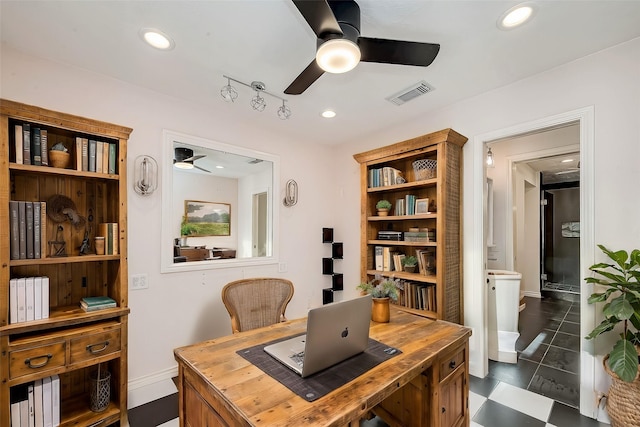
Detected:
[
  {"left": 585, "top": 244, "right": 640, "bottom": 382},
  {"left": 357, "top": 275, "right": 403, "bottom": 323},
  {"left": 402, "top": 255, "right": 418, "bottom": 272},
  {"left": 585, "top": 245, "right": 640, "bottom": 426},
  {"left": 180, "top": 216, "right": 197, "bottom": 246},
  {"left": 375, "top": 199, "right": 392, "bottom": 216}
]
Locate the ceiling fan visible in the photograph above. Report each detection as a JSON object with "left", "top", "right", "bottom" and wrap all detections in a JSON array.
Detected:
[
  {"left": 174, "top": 147, "right": 211, "bottom": 173},
  {"left": 285, "top": 0, "right": 440, "bottom": 95}
]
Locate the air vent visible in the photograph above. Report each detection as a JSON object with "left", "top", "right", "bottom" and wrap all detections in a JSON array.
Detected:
[{"left": 386, "top": 80, "right": 435, "bottom": 106}]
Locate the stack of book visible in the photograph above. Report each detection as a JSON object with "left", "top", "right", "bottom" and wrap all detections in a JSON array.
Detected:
[
  {"left": 75, "top": 137, "right": 118, "bottom": 174},
  {"left": 80, "top": 296, "right": 117, "bottom": 312},
  {"left": 9, "top": 277, "right": 50, "bottom": 324},
  {"left": 9, "top": 201, "right": 47, "bottom": 260},
  {"left": 10, "top": 376, "right": 60, "bottom": 427}
]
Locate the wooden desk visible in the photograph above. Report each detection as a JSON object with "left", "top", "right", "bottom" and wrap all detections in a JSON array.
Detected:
[{"left": 174, "top": 308, "right": 471, "bottom": 427}]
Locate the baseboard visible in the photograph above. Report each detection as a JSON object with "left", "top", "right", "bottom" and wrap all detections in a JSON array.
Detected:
[
  {"left": 522, "top": 290, "right": 541, "bottom": 299},
  {"left": 128, "top": 365, "right": 179, "bottom": 409}
]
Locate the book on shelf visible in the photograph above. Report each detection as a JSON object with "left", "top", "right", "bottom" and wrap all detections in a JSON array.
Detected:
[
  {"left": 34, "top": 378, "right": 44, "bottom": 427},
  {"left": 374, "top": 245, "right": 383, "bottom": 271},
  {"left": 42, "top": 376, "right": 52, "bottom": 427},
  {"left": 10, "top": 200, "right": 20, "bottom": 259},
  {"left": 32, "top": 127, "right": 42, "bottom": 165},
  {"left": 14, "top": 123, "right": 23, "bottom": 164},
  {"left": 108, "top": 142, "right": 117, "bottom": 174},
  {"left": 33, "top": 202, "right": 41, "bottom": 259},
  {"left": 102, "top": 141, "right": 109, "bottom": 173},
  {"left": 40, "top": 129, "right": 48, "bottom": 166},
  {"left": 25, "top": 276, "right": 35, "bottom": 321},
  {"left": 377, "top": 230, "right": 403, "bottom": 241},
  {"left": 51, "top": 375, "right": 60, "bottom": 426},
  {"left": 26, "top": 201, "right": 34, "bottom": 259},
  {"left": 18, "top": 201, "right": 26, "bottom": 259},
  {"left": 88, "top": 139, "right": 96, "bottom": 172},
  {"left": 23, "top": 123, "right": 31, "bottom": 165},
  {"left": 96, "top": 141, "right": 103, "bottom": 173}
]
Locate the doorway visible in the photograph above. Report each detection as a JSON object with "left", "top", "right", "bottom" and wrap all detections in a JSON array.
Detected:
[{"left": 470, "top": 106, "right": 596, "bottom": 418}]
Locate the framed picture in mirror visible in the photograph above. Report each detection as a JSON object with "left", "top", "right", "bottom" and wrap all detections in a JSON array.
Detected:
[{"left": 185, "top": 200, "right": 231, "bottom": 236}]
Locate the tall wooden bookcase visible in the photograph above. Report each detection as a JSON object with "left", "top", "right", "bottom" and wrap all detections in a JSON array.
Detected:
[
  {"left": 354, "top": 129, "right": 467, "bottom": 323},
  {"left": 0, "top": 100, "right": 131, "bottom": 426}
]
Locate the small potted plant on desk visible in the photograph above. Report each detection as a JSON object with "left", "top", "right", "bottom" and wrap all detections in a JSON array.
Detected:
[
  {"left": 376, "top": 199, "right": 392, "bottom": 216},
  {"left": 402, "top": 256, "right": 418, "bottom": 273},
  {"left": 357, "top": 275, "right": 403, "bottom": 323},
  {"left": 584, "top": 244, "right": 640, "bottom": 427},
  {"left": 180, "top": 217, "right": 197, "bottom": 247}
]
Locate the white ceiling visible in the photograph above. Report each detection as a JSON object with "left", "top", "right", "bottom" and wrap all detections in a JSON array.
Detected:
[{"left": 2, "top": 1, "right": 640, "bottom": 146}]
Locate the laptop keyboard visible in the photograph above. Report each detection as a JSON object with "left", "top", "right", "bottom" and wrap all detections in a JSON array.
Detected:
[{"left": 289, "top": 351, "right": 305, "bottom": 367}]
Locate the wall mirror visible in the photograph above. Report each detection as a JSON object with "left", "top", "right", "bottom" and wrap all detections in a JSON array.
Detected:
[{"left": 160, "top": 130, "right": 279, "bottom": 273}]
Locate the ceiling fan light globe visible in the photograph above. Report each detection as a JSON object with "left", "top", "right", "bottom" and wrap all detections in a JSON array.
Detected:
[
  {"left": 174, "top": 161, "right": 194, "bottom": 170},
  {"left": 316, "top": 39, "right": 361, "bottom": 74}
]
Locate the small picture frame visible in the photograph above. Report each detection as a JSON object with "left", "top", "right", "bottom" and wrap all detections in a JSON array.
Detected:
[{"left": 416, "top": 198, "right": 429, "bottom": 214}]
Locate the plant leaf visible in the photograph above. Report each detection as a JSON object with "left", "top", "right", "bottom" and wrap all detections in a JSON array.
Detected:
[
  {"left": 608, "top": 339, "right": 639, "bottom": 382},
  {"left": 603, "top": 294, "right": 635, "bottom": 320},
  {"left": 586, "top": 317, "right": 617, "bottom": 339},
  {"left": 598, "top": 244, "right": 629, "bottom": 269}
]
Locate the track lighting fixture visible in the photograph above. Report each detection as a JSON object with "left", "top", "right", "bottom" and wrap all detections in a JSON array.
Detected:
[{"left": 221, "top": 75, "right": 291, "bottom": 119}]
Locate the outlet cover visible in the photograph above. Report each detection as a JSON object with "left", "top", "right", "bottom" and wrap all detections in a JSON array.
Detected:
[{"left": 131, "top": 273, "right": 148, "bottom": 290}]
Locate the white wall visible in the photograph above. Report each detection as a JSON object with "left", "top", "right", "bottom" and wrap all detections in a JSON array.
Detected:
[{"left": 0, "top": 46, "right": 339, "bottom": 403}]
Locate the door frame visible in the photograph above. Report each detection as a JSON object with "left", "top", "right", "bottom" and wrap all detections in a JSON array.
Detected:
[{"left": 468, "top": 106, "right": 596, "bottom": 417}]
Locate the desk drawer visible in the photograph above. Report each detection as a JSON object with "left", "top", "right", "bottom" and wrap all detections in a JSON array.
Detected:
[
  {"left": 10, "top": 342, "right": 66, "bottom": 379},
  {"left": 439, "top": 347, "right": 465, "bottom": 381},
  {"left": 70, "top": 328, "right": 121, "bottom": 364}
]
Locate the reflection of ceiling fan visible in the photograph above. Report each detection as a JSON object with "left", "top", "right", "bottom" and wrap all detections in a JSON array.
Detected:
[
  {"left": 555, "top": 161, "right": 580, "bottom": 175},
  {"left": 285, "top": 0, "right": 440, "bottom": 95},
  {"left": 174, "top": 147, "right": 210, "bottom": 173}
]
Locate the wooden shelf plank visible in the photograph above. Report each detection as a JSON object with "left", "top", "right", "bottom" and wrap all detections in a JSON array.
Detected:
[
  {"left": 9, "top": 162, "right": 119, "bottom": 180},
  {"left": 366, "top": 269, "right": 437, "bottom": 284},
  {"left": 10, "top": 254, "right": 120, "bottom": 266},
  {"left": 367, "top": 213, "right": 437, "bottom": 221},
  {"left": 1, "top": 307, "right": 129, "bottom": 336},
  {"left": 366, "top": 178, "right": 436, "bottom": 193},
  {"left": 367, "top": 240, "right": 437, "bottom": 247}
]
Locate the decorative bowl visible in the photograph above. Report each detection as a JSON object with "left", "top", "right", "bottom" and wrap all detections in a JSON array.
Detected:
[{"left": 49, "top": 150, "right": 70, "bottom": 169}]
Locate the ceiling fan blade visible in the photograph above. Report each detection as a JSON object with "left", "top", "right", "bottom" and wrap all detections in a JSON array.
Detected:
[
  {"left": 292, "top": 0, "right": 342, "bottom": 38},
  {"left": 358, "top": 37, "right": 440, "bottom": 67},
  {"left": 194, "top": 165, "right": 211, "bottom": 173},
  {"left": 284, "top": 59, "right": 326, "bottom": 95},
  {"left": 183, "top": 154, "right": 205, "bottom": 162}
]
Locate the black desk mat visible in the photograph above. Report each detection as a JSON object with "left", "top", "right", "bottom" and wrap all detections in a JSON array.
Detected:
[{"left": 237, "top": 334, "right": 401, "bottom": 402}]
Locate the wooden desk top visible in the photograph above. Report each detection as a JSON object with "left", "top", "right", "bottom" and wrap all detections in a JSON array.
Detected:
[{"left": 174, "top": 308, "right": 471, "bottom": 426}]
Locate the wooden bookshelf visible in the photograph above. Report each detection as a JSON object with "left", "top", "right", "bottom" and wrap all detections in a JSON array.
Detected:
[
  {"left": 0, "top": 99, "right": 131, "bottom": 426},
  {"left": 354, "top": 129, "right": 467, "bottom": 323}
]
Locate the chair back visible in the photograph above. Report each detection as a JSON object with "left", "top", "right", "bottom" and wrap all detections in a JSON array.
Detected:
[{"left": 221, "top": 278, "right": 294, "bottom": 333}]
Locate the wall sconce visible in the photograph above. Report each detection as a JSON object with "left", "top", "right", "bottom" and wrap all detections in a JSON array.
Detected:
[
  {"left": 133, "top": 155, "right": 158, "bottom": 195},
  {"left": 283, "top": 179, "right": 298, "bottom": 207},
  {"left": 221, "top": 75, "right": 291, "bottom": 120},
  {"left": 486, "top": 146, "right": 495, "bottom": 168}
]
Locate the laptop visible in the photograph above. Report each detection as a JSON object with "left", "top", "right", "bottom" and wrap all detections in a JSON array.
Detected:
[{"left": 264, "top": 294, "right": 373, "bottom": 378}]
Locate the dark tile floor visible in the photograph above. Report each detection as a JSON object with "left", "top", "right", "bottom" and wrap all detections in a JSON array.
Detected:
[{"left": 488, "top": 295, "right": 581, "bottom": 408}]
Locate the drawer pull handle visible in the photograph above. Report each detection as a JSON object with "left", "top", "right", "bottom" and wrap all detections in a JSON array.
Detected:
[
  {"left": 87, "top": 341, "right": 110, "bottom": 354},
  {"left": 25, "top": 354, "right": 53, "bottom": 369},
  {"left": 449, "top": 360, "right": 456, "bottom": 369}
]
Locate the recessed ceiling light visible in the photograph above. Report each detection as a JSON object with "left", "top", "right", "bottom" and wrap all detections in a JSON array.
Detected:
[
  {"left": 140, "top": 28, "right": 175, "bottom": 50},
  {"left": 321, "top": 110, "right": 336, "bottom": 118},
  {"left": 497, "top": 3, "right": 535, "bottom": 30},
  {"left": 561, "top": 158, "right": 574, "bottom": 163},
  {"left": 216, "top": 165, "right": 224, "bottom": 169}
]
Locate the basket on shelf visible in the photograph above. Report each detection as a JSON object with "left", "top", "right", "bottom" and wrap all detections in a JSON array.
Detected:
[{"left": 412, "top": 159, "right": 437, "bottom": 180}]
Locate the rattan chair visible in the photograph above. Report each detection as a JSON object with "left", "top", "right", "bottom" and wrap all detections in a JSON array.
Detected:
[{"left": 221, "top": 278, "right": 294, "bottom": 334}]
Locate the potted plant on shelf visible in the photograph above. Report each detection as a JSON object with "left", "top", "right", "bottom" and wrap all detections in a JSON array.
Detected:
[
  {"left": 180, "top": 216, "right": 197, "bottom": 246},
  {"left": 584, "top": 244, "right": 640, "bottom": 427},
  {"left": 402, "top": 255, "right": 418, "bottom": 273},
  {"left": 49, "top": 142, "right": 70, "bottom": 169},
  {"left": 357, "top": 275, "right": 403, "bottom": 322},
  {"left": 376, "top": 199, "right": 392, "bottom": 216}
]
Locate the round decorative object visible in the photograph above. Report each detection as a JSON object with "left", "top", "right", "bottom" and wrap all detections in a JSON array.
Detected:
[
  {"left": 49, "top": 150, "right": 70, "bottom": 169},
  {"left": 372, "top": 297, "right": 390, "bottom": 323},
  {"left": 47, "top": 195, "right": 86, "bottom": 227}
]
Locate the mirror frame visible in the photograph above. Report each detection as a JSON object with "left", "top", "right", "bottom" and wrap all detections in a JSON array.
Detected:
[{"left": 160, "top": 129, "right": 280, "bottom": 273}]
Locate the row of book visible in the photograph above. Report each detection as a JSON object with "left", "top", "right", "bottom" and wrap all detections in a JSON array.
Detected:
[
  {"left": 9, "top": 201, "right": 47, "bottom": 260},
  {"left": 393, "top": 195, "right": 432, "bottom": 216},
  {"left": 98, "top": 222, "right": 119, "bottom": 255},
  {"left": 81, "top": 296, "right": 117, "bottom": 312},
  {"left": 374, "top": 246, "right": 436, "bottom": 276},
  {"left": 10, "top": 376, "right": 61, "bottom": 427},
  {"left": 13, "top": 123, "right": 49, "bottom": 166},
  {"left": 75, "top": 137, "right": 117, "bottom": 174},
  {"left": 368, "top": 166, "right": 405, "bottom": 188},
  {"left": 396, "top": 283, "right": 437, "bottom": 312},
  {"left": 9, "top": 277, "right": 50, "bottom": 324}
]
